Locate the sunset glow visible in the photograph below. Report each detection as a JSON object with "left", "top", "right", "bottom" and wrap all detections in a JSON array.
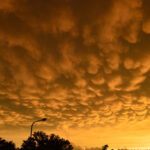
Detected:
[{"left": 0, "top": 0, "right": 150, "bottom": 149}]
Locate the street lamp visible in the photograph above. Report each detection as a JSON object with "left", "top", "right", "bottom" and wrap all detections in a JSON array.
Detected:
[{"left": 30, "top": 118, "right": 47, "bottom": 137}]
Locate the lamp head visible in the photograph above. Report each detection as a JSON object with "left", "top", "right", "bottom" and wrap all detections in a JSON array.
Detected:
[{"left": 41, "top": 118, "right": 47, "bottom": 121}]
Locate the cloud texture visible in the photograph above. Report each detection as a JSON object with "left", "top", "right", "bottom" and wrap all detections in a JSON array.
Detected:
[{"left": 1, "top": 0, "right": 150, "bottom": 148}]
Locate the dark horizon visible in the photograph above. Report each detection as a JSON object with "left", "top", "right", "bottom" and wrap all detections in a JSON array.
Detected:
[{"left": 2, "top": 131, "right": 150, "bottom": 150}]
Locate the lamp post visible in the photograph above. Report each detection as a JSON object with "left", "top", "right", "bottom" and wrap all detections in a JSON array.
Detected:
[{"left": 30, "top": 118, "right": 47, "bottom": 137}]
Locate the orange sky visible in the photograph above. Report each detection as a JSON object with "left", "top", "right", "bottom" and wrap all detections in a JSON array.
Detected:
[{"left": 0, "top": 0, "right": 150, "bottom": 149}]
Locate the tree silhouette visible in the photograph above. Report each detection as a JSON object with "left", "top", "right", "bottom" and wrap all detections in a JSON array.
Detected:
[
  {"left": 0, "top": 137, "right": 16, "bottom": 150},
  {"left": 21, "top": 131, "right": 73, "bottom": 150}
]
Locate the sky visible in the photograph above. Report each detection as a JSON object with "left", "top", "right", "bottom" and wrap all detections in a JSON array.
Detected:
[{"left": 1, "top": 0, "right": 150, "bottom": 149}]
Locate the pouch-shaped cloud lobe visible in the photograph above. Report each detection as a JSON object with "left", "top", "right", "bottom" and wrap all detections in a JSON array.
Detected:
[{"left": 0, "top": 0, "right": 150, "bottom": 148}]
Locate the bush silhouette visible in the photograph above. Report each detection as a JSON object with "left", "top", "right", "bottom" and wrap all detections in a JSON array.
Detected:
[
  {"left": 102, "top": 144, "right": 109, "bottom": 150},
  {"left": 20, "top": 131, "right": 73, "bottom": 150},
  {"left": 0, "top": 137, "right": 16, "bottom": 150}
]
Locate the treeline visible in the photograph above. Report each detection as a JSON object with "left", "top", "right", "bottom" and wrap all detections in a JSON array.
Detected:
[{"left": 0, "top": 131, "right": 109, "bottom": 150}]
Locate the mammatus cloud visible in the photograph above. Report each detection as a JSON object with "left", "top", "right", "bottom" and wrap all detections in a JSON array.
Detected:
[{"left": 0, "top": 0, "right": 150, "bottom": 148}]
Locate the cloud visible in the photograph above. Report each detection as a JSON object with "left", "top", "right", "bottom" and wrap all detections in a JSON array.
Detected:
[
  {"left": 142, "top": 20, "right": 150, "bottom": 34},
  {"left": 87, "top": 55, "right": 101, "bottom": 74},
  {"left": 124, "top": 58, "right": 140, "bottom": 69},
  {"left": 107, "top": 75, "right": 122, "bottom": 90},
  {"left": 1, "top": 0, "right": 150, "bottom": 148},
  {"left": 142, "top": 0, "right": 150, "bottom": 34}
]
